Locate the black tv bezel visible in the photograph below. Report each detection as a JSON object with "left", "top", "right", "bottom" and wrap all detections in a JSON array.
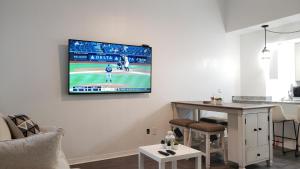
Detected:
[{"left": 68, "top": 39, "right": 152, "bottom": 95}]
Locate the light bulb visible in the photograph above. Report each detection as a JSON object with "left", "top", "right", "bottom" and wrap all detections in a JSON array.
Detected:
[{"left": 261, "top": 47, "right": 271, "bottom": 59}]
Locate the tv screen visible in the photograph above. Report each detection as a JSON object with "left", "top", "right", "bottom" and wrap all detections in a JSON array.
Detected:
[{"left": 68, "top": 39, "right": 152, "bottom": 94}]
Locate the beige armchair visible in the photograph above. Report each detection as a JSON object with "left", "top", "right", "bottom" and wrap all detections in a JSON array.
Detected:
[{"left": 0, "top": 113, "right": 79, "bottom": 169}]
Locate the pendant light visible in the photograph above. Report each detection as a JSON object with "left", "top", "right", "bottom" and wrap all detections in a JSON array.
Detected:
[
  {"left": 261, "top": 24, "right": 300, "bottom": 59},
  {"left": 261, "top": 25, "right": 270, "bottom": 59},
  {"left": 262, "top": 25, "right": 270, "bottom": 53}
]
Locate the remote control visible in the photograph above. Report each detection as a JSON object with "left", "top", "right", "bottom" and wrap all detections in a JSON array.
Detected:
[
  {"left": 166, "top": 150, "right": 176, "bottom": 155},
  {"left": 158, "top": 151, "right": 169, "bottom": 156}
]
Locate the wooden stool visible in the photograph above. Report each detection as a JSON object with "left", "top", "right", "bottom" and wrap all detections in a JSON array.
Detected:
[
  {"left": 189, "top": 122, "right": 227, "bottom": 169},
  {"left": 169, "top": 119, "right": 195, "bottom": 146},
  {"left": 200, "top": 117, "right": 228, "bottom": 141}
]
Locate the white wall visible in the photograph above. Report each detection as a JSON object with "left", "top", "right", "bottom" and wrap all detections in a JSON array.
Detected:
[
  {"left": 223, "top": 0, "right": 300, "bottom": 32},
  {"left": 0, "top": 0, "right": 240, "bottom": 164},
  {"left": 240, "top": 31, "right": 267, "bottom": 96},
  {"left": 296, "top": 43, "right": 300, "bottom": 81},
  {"left": 240, "top": 22, "right": 300, "bottom": 97}
]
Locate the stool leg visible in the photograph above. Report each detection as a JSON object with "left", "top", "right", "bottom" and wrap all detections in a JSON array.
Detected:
[
  {"left": 220, "top": 132, "right": 227, "bottom": 164},
  {"left": 170, "top": 125, "right": 174, "bottom": 132},
  {"left": 205, "top": 133, "right": 210, "bottom": 169},
  {"left": 187, "top": 128, "right": 192, "bottom": 147},
  {"left": 184, "top": 128, "right": 189, "bottom": 146},
  {"left": 273, "top": 122, "right": 275, "bottom": 146},
  {"left": 282, "top": 121, "right": 285, "bottom": 154},
  {"left": 292, "top": 121, "right": 298, "bottom": 157}
]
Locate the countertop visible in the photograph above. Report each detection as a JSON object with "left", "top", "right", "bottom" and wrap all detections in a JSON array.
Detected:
[
  {"left": 233, "top": 99, "right": 300, "bottom": 104},
  {"left": 172, "top": 101, "right": 275, "bottom": 110},
  {"left": 232, "top": 96, "right": 300, "bottom": 104}
]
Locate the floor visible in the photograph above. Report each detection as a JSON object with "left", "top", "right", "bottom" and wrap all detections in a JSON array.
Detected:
[{"left": 72, "top": 148, "right": 300, "bottom": 169}]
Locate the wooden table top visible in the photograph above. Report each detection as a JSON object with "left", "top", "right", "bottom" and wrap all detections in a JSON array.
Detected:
[{"left": 172, "top": 101, "right": 275, "bottom": 110}]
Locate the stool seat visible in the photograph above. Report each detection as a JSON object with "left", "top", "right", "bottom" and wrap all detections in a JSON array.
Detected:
[
  {"left": 189, "top": 122, "right": 225, "bottom": 132},
  {"left": 169, "top": 118, "right": 195, "bottom": 127}
]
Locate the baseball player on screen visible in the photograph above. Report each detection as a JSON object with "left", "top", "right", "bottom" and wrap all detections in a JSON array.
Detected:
[
  {"left": 117, "top": 60, "right": 123, "bottom": 70},
  {"left": 105, "top": 64, "right": 112, "bottom": 83},
  {"left": 123, "top": 55, "right": 130, "bottom": 71}
]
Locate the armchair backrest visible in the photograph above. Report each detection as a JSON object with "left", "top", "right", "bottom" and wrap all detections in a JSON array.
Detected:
[
  {"left": 271, "top": 105, "right": 288, "bottom": 122},
  {"left": 0, "top": 113, "right": 12, "bottom": 141}
]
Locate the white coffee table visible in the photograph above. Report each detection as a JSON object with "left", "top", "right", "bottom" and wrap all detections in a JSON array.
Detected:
[{"left": 138, "top": 144, "right": 203, "bottom": 169}]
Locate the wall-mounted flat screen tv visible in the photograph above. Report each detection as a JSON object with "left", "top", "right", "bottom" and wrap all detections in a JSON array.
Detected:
[{"left": 68, "top": 39, "right": 152, "bottom": 94}]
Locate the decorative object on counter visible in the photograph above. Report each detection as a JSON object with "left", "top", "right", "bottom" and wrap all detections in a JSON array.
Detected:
[
  {"left": 210, "top": 96, "right": 222, "bottom": 105},
  {"left": 215, "top": 98, "right": 222, "bottom": 105},
  {"left": 203, "top": 100, "right": 212, "bottom": 104}
]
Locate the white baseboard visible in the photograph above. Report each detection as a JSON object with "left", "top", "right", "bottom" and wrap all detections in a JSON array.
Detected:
[
  {"left": 68, "top": 149, "right": 138, "bottom": 165},
  {"left": 68, "top": 139, "right": 297, "bottom": 166}
]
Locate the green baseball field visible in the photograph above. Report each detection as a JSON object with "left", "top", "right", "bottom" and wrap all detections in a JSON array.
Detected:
[{"left": 69, "top": 62, "right": 151, "bottom": 92}]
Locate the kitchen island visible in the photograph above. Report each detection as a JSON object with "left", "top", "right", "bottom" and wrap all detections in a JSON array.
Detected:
[{"left": 171, "top": 101, "right": 275, "bottom": 169}]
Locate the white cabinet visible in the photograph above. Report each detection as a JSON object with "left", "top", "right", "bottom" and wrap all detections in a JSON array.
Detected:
[
  {"left": 257, "top": 113, "right": 269, "bottom": 146},
  {"left": 246, "top": 145, "right": 269, "bottom": 164},
  {"left": 245, "top": 112, "right": 269, "bottom": 164},
  {"left": 245, "top": 114, "right": 258, "bottom": 148}
]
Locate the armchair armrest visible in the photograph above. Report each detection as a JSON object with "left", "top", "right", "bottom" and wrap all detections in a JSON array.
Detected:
[
  {"left": 39, "top": 126, "right": 78, "bottom": 169},
  {"left": 39, "top": 126, "right": 64, "bottom": 135}
]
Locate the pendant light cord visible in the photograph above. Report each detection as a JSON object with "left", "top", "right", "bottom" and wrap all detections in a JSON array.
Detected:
[
  {"left": 260, "top": 24, "right": 300, "bottom": 55},
  {"left": 264, "top": 27, "right": 267, "bottom": 47},
  {"left": 266, "top": 29, "right": 300, "bottom": 34}
]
